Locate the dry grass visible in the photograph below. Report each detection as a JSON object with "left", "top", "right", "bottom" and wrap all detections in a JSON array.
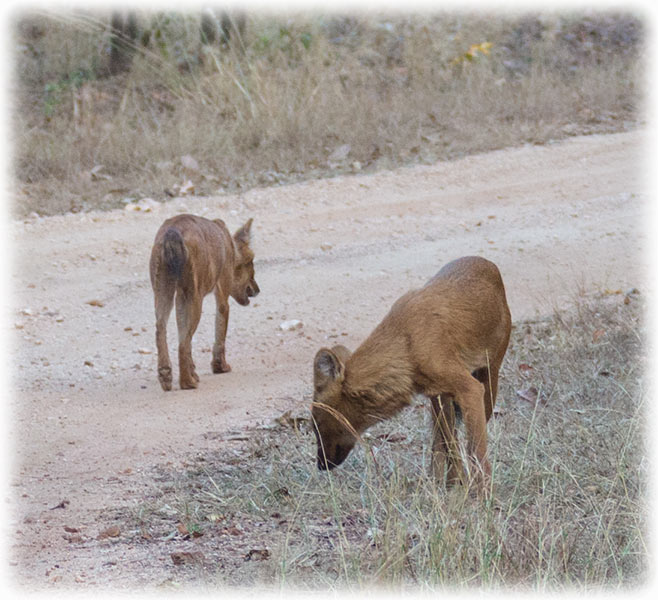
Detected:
[
  {"left": 12, "top": 11, "right": 644, "bottom": 217},
  {"left": 115, "top": 290, "right": 647, "bottom": 591}
]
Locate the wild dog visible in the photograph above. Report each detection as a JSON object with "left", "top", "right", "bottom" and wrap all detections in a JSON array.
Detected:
[
  {"left": 311, "top": 256, "right": 511, "bottom": 488},
  {"left": 149, "top": 214, "right": 259, "bottom": 391}
]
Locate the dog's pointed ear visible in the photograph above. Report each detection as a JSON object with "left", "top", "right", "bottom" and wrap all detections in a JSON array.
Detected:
[
  {"left": 234, "top": 218, "right": 253, "bottom": 245},
  {"left": 314, "top": 348, "right": 345, "bottom": 390}
]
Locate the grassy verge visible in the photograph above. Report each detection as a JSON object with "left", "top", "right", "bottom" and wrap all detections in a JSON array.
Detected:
[
  {"left": 12, "top": 11, "right": 644, "bottom": 217},
  {"left": 115, "top": 290, "right": 646, "bottom": 590}
]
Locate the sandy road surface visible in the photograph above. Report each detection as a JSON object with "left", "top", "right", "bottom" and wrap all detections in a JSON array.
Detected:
[{"left": 7, "top": 130, "right": 649, "bottom": 589}]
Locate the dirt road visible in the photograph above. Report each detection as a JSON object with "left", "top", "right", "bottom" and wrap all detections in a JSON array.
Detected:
[{"left": 7, "top": 130, "right": 648, "bottom": 590}]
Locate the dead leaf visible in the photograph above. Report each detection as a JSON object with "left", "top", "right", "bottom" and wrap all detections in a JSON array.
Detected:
[
  {"left": 98, "top": 525, "right": 120, "bottom": 539},
  {"left": 592, "top": 329, "right": 606, "bottom": 343},
  {"left": 63, "top": 525, "right": 79, "bottom": 533},
  {"left": 86, "top": 299, "right": 104, "bottom": 307},
  {"left": 207, "top": 513, "right": 225, "bottom": 523},
  {"left": 516, "top": 386, "right": 541, "bottom": 405},
  {"left": 518, "top": 363, "right": 534, "bottom": 374},
  {"left": 171, "top": 551, "right": 205, "bottom": 566},
  {"left": 244, "top": 548, "right": 271, "bottom": 561}
]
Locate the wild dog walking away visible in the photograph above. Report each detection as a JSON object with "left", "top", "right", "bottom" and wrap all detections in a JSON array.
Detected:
[
  {"left": 149, "top": 214, "right": 259, "bottom": 391},
  {"left": 312, "top": 256, "right": 511, "bottom": 488}
]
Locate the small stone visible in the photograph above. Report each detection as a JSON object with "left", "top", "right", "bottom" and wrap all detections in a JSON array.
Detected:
[
  {"left": 181, "top": 155, "right": 200, "bottom": 173},
  {"left": 279, "top": 320, "right": 303, "bottom": 331},
  {"left": 328, "top": 144, "right": 351, "bottom": 162}
]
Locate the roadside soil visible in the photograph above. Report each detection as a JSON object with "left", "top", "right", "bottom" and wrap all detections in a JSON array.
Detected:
[{"left": 6, "top": 130, "right": 649, "bottom": 591}]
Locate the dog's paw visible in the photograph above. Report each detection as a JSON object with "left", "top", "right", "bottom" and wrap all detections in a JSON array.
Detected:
[
  {"left": 211, "top": 359, "right": 232, "bottom": 374},
  {"left": 158, "top": 367, "right": 173, "bottom": 391},
  {"left": 179, "top": 377, "right": 199, "bottom": 390}
]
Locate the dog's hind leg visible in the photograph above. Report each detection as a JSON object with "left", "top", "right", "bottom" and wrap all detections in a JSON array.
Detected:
[
  {"left": 176, "top": 292, "right": 203, "bottom": 389},
  {"left": 153, "top": 277, "right": 176, "bottom": 391}
]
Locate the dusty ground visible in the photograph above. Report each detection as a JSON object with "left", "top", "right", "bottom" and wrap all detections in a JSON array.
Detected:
[{"left": 6, "top": 130, "right": 649, "bottom": 591}]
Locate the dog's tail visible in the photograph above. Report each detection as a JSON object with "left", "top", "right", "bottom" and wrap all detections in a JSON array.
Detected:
[{"left": 162, "top": 227, "right": 187, "bottom": 280}]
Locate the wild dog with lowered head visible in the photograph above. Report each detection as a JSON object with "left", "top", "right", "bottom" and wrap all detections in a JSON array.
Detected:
[
  {"left": 149, "top": 214, "right": 259, "bottom": 391},
  {"left": 312, "top": 256, "right": 511, "bottom": 488}
]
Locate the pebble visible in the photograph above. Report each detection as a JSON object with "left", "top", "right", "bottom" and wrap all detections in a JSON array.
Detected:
[{"left": 279, "top": 319, "right": 303, "bottom": 331}]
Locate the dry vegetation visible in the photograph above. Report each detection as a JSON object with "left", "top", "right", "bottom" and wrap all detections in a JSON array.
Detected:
[
  {"left": 99, "top": 291, "right": 646, "bottom": 591},
  {"left": 12, "top": 10, "right": 644, "bottom": 217}
]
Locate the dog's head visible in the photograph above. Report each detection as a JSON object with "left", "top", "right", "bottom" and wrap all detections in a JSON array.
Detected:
[
  {"left": 232, "top": 218, "right": 259, "bottom": 306},
  {"left": 311, "top": 345, "right": 358, "bottom": 470}
]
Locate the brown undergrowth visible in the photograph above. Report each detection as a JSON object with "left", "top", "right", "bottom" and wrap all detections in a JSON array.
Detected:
[{"left": 12, "top": 11, "right": 644, "bottom": 217}]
